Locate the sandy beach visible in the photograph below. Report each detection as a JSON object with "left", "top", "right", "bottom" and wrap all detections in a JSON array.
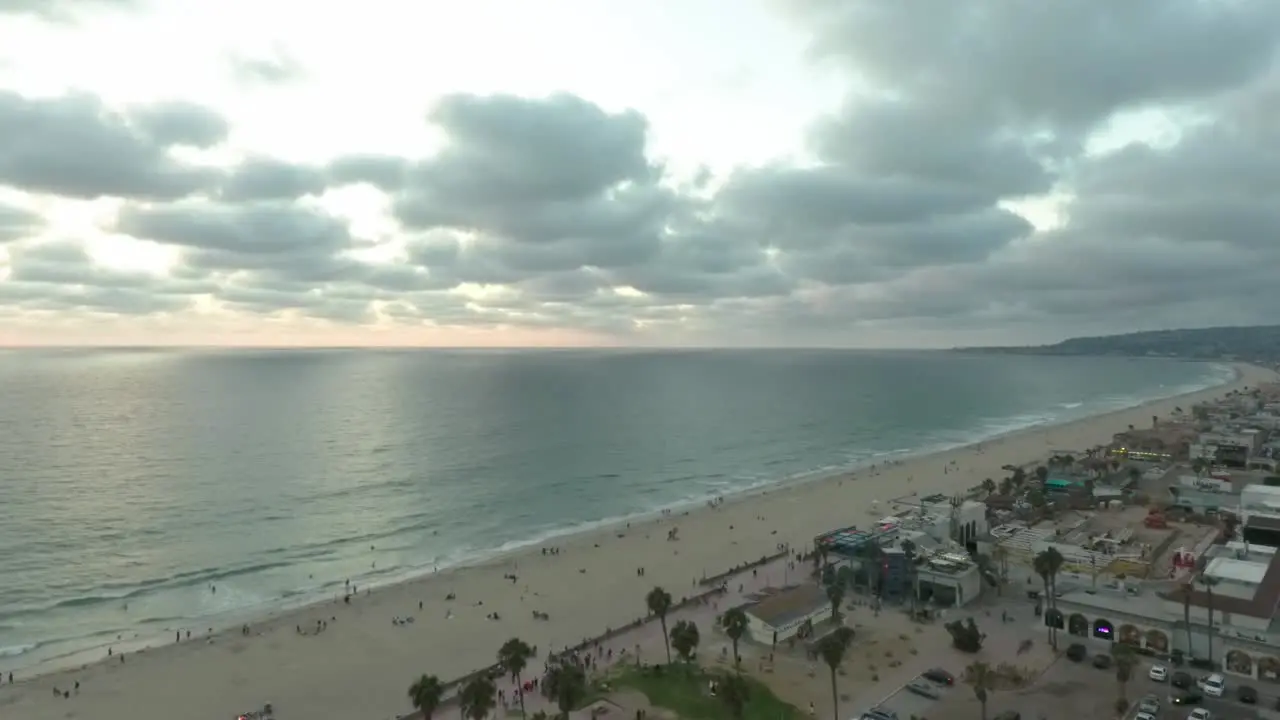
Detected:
[{"left": 1, "top": 360, "right": 1273, "bottom": 720}]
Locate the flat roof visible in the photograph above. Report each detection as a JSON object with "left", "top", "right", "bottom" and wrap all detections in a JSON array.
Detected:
[
  {"left": 1166, "top": 550, "right": 1280, "bottom": 619},
  {"left": 744, "top": 584, "right": 828, "bottom": 628},
  {"left": 1206, "top": 557, "right": 1269, "bottom": 585}
]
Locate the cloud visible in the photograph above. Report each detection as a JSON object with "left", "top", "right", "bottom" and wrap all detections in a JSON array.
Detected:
[
  {"left": 0, "top": 92, "right": 225, "bottom": 200},
  {"left": 228, "top": 49, "right": 305, "bottom": 86},
  {"left": 5, "top": 0, "right": 1280, "bottom": 345},
  {"left": 0, "top": 201, "right": 41, "bottom": 244},
  {"left": 0, "top": 0, "right": 135, "bottom": 21}
]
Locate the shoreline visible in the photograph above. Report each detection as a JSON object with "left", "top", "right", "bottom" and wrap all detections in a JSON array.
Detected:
[
  {"left": 0, "top": 361, "right": 1237, "bottom": 677},
  {"left": 0, "top": 361, "right": 1272, "bottom": 720}
]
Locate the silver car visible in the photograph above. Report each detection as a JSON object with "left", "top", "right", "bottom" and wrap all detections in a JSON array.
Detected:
[{"left": 905, "top": 680, "right": 941, "bottom": 699}]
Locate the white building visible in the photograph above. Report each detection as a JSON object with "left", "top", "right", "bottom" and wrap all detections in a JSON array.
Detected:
[{"left": 740, "top": 584, "right": 830, "bottom": 644}]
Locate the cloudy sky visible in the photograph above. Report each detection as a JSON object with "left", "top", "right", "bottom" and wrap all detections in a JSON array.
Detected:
[{"left": 1, "top": 0, "right": 1278, "bottom": 348}]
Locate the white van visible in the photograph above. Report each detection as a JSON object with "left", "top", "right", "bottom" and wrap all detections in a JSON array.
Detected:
[{"left": 1201, "top": 673, "right": 1225, "bottom": 697}]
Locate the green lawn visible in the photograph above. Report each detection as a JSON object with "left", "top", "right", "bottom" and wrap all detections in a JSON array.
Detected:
[{"left": 606, "top": 665, "right": 804, "bottom": 720}]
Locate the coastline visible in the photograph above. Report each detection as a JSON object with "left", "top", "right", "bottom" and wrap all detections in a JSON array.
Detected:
[{"left": 0, "top": 361, "right": 1272, "bottom": 720}]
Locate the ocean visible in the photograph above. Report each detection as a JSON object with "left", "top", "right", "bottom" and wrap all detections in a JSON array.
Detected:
[{"left": 0, "top": 348, "right": 1234, "bottom": 675}]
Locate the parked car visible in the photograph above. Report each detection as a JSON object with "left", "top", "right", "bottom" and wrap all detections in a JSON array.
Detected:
[
  {"left": 1136, "top": 713, "right": 1156, "bottom": 720},
  {"left": 1200, "top": 673, "right": 1225, "bottom": 698},
  {"left": 1172, "top": 671, "right": 1194, "bottom": 689},
  {"left": 1138, "top": 694, "right": 1160, "bottom": 714},
  {"left": 1149, "top": 665, "right": 1169, "bottom": 682},
  {"left": 1093, "top": 654, "right": 1113, "bottom": 669},
  {"left": 1187, "top": 708, "right": 1211, "bottom": 720},
  {"left": 905, "top": 680, "right": 941, "bottom": 699},
  {"left": 1172, "top": 690, "right": 1203, "bottom": 705},
  {"left": 921, "top": 668, "right": 955, "bottom": 686},
  {"left": 1238, "top": 685, "right": 1258, "bottom": 704},
  {"left": 1066, "top": 643, "right": 1087, "bottom": 662}
]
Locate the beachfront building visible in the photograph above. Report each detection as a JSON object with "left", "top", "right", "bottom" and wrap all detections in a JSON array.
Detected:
[
  {"left": 1193, "top": 428, "right": 1263, "bottom": 468},
  {"left": 1242, "top": 484, "right": 1280, "bottom": 547},
  {"left": 1051, "top": 540, "right": 1280, "bottom": 683},
  {"left": 913, "top": 550, "right": 983, "bottom": 608},
  {"left": 740, "top": 584, "right": 830, "bottom": 644},
  {"left": 1111, "top": 425, "right": 1199, "bottom": 461}
]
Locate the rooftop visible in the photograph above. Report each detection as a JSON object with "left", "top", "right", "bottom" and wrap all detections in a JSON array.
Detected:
[
  {"left": 1205, "top": 557, "right": 1269, "bottom": 585},
  {"left": 743, "top": 584, "right": 828, "bottom": 628},
  {"left": 1165, "top": 550, "right": 1280, "bottom": 618}
]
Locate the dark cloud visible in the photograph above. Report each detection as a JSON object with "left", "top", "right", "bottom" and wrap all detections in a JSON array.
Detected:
[
  {"left": 6, "top": 1, "right": 1280, "bottom": 344},
  {"left": 0, "top": 92, "right": 224, "bottom": 200}
]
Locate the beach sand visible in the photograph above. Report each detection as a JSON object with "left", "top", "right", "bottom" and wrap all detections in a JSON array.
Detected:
[{"left": 1, "top": 361, "right": 1273, "bottom": 720}]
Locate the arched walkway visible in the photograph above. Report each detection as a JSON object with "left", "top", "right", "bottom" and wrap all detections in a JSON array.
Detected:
[
  {"left": 1226, "top": 649, "right": 1254, "bottom": 677},
  {"left": 1145, "top": 629, "right": 1169, "bottom": 653},
  {"left": 1092, "top": 617, "right": 1114, "bottom": 641},
  {"left": 1068, "top": 613, "right": 1089, "bottom": 636},
  {"left": 1118, "top": 624, "right": 1141, "bottom": 647}
]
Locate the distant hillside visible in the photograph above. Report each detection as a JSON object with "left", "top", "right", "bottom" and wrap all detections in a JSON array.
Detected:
[{"left": 956, "top": 325, "right": 1280, "bottom": 362}]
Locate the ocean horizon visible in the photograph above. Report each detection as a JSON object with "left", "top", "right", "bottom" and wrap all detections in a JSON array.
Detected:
[{"left": 0, "top": 348, "right": 1235, "bottom": 675}]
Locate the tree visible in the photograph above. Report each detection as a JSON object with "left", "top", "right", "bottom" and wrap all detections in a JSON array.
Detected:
[
  {"left": 720, "top": 608, "right": 749, "bottom": 667},
  {"left": 717, "top": 672, "right": 751, "bottom": 720},
  {"left": 981, "top": 477, "right": 997, "bottom": 496},
  {"left": 1027, "top": 488, "right": 1047, "bottom": 511},
  {"left": 1034, "top": 465, "right": 1049, "bottom": 485},
  {"left": 1181, "top": 581, "right": 1194, "bottom": 660},
  {"left": 670, "top": 620, "right": 701, "bottom": 666},
  {"left": 646, "top": 586, "right": 674, "bottom": 664},
  {"left": 817, "top": 627, "right": 855, "bottom": 720},
  {"left": 1200, "top": 576, "right": 1219, "bottom": 666},
  {"left": 459, "top": 675, "right": 497, "bottom": 720},
  {"left": 945, "top": 618, "right": 985, "bottom": 653},
  {"left": 1192, "top": 457, "right": 1210, "bottom": 477},
  {"left": 498, "top": 638, "right": 534, "bottom": 720},
  {"left": 998, "top": 477, "right": 1014, "bottom": 496},
  {"left": 991, "top": 544, "right": 1009, "bottom": 588},
  {"left": 901, "top": 539, "right": 919, "bottom": 614},
  {"left": 1128, "top": 467, "right": 1141, "bottom": 484},
  {"left": 1112, "top": 643, "right": 1138, "bottom": 705},
  {"left": 963, "top": 661, "right": 996, "bottom": 720},
  {"left": 1011, "top": 467, "right": 1027, "bottom": 489},
  {"left": 408, "top": 674, "right": 444, "bottom": 720},
  {"left": 825, "top": 576, "right": 845, "bottom": 623},
  {"left": 1033, "top": 548, "right": 1064, "bottom": 649},
  {"left": 542, "top": 661, "right": 587, "bottom": 720}
]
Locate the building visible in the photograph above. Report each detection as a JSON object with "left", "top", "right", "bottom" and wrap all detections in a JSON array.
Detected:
[
  {"left": 913, "top": 550, "right": 984, "bottom": 607},
  {"left": 1242, "top": 485, "right": 1280, "bottom": 547},
  {"left": 740, "top": 584, "right": 830, "bottom": 644},
  {"left": 1111, "top": 425, "right": 1199, "bottom": 460},
  {"left": 1051, "top": 541, "right": 1280, "bottom": 683},
  {"left": 1193, "top": 429, "right": 1263, "bottom": 468}
]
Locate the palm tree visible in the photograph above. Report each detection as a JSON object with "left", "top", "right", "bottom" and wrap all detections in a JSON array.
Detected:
[
  {"left": 1034, "top": 465, "right": 1049, "bottom": 484},
  {"left": 991, "top": 544, "right": 1009, "bottom": 588},
  {"left": 817, "top": 627, "right": 855, "bottom": 720},
  {"left": 542, "top": 661, "right": 587, "bottom": 720},
  {"left": 1192, "top": 457, "right": 1210, "bottom": 477},
  {"left": 1033, "top": 547, "right": 1064, "bottom": 649},
  {"left": 459, "top": 675, "right": 497, "bottom": 720},
  {"left": 1181, "top": 581, "right": 1194, "bottom": 659},
  {"left": 1201, "top": 576, "right": 1219, "bottom": 666},
  {"left": 646, "top": 586, "right": 674, "bottom": 664},
  {"left": 1112, "top": 643, "right": 1138, "bottom": 705},
  {"left": 981, "top": 478, "right": 997, "bottom": 496},
  {"left": 1011, "top": 467, "right": 1027, "bottom": 489},
  {"left": 998, "top": 477, "right": 1014, "bottom": 496},
  {"left": 1128, "top": 466, "right": 1141, "bottom": 484},
  {"left": 963, "top": 661, "right": 996, "bottom": 720},
  {"left": 720, "top": 608, "right": 749, "bottom": 667},
  {"left": 408, "top": 674, "right": 444, "bottom": 720},
  {"left": 670, "top": 619, "right": 700, "bottom": 667},
  {"left": 498, "top": 638, "right": 534, "bottom": 719},
  {"left": 901, "top": 539, "right": 919, "bottom": 614},
  {"left": 825, "top": 577, "right": 845, "bottom": 623},
  {"left": 717, "top": 672, "right": 750, "bottom": 720}
]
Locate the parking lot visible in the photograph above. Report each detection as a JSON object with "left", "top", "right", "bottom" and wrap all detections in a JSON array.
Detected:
[{"left": 865, "top": 650, "right": 1277, "bottom": 720}]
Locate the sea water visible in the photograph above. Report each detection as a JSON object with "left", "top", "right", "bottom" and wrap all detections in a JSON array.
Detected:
[{"left": 0, "top": 349, "right": 1235, "bottom": 674}]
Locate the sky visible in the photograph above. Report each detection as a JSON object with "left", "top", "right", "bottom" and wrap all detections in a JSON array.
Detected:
[{"left": 1, "top": 0, "right": 1279, "bottom": 348}]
